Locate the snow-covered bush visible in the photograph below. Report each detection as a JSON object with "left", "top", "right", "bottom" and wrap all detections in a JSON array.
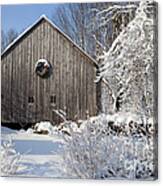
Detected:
[
  {"left": 61, "top": 114, "right": 155, "bottom": 179},
  {"left": 1, "top": 138, "right": 21, "bottom": 176},
  {"left": 58, "top": 121, "right": 81, "bottom": 135},
  {"left": 33, "top": 121, "right": 54, "bottom": 135},
  {"left": 26, "top": 128, "right": 34, "bottom": 134}
]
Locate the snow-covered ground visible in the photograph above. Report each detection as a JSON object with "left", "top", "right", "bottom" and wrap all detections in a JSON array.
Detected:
[
  {"left": 1, "top": 126, "right": 67, "bottom": 178},
  {"left": 1, "top": 111, "right": 155, "bottom": 179}
]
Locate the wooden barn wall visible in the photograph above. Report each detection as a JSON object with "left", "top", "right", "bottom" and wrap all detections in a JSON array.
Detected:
[{"left": 1, "top": 19, "right": 97, "bottom": 125}]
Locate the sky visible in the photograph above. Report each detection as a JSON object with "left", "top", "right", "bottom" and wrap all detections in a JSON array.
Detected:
[{"left": 1, "top": 3, "right": 61, "bottom": 34}]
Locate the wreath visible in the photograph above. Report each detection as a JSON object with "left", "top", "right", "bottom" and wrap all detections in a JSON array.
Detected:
[{"left": 35, "top": 59, "right": 52, "bottom": 78}]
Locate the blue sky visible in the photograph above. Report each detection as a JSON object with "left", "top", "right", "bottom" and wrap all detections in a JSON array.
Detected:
[{"left": 1, "top": 3, "right": 60, "bottom": 34}]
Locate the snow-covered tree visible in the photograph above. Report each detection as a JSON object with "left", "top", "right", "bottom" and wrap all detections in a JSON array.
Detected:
[
  {"left": 89, "top": 1, "right": 137, "bottom": 55},
  {"left": 95, "top": 0, "right": 157, "bottom": 116},
  {"left": 60, "top": 0, "right": 157, "bottom": 180},
  {"left": 53, "top": 2, "right": 137, "bottom": 59}
]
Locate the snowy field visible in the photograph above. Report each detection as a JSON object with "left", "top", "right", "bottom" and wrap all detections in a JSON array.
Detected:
[
  {"left": 1, "top": 111, "right": 156, "bottom": 180},
  {"left": 1, "top": 126, "right": 67, "bottom": 178}
]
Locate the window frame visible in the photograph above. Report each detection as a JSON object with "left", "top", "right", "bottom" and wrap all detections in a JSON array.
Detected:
[
  {"left": 50, "top": 95, "right": 56, "bottom": 104},
  {"left": 28, "top": 96, "right": 34, "bottom": 104}
]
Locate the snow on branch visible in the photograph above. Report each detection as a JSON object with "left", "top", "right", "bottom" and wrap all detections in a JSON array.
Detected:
[
  {"left": 97, "top": 4, "right": 137, "bottom": 27},
  {"left": 61, "top": 113, "right": 155, "bottom": 179},
  {"left": 1, "top": 138, "right": 21, "bottom": 176},
  {"left": 96, "top": 0, "right": 156, "bottom": 114},
  {"left": 96, "top": 4, "right": 137, "bottom": 16},
  {"left": 52, "top": 109, "right": 67, "bottom": 122}
]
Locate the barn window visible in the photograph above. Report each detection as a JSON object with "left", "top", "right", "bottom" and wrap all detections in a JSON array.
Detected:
[
  {"left": 50, "top": 95, "right": 56, "bottom": 104},
  {"left": 28, "top": 96, "right": 34, "bottom": 104},
  {"left": 35, "top": 59, "right": 52, "bottom": 78}
]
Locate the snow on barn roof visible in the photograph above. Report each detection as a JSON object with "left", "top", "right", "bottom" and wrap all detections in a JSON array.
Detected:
[{"left": 1, "top": 15, "right": 98, "bottom": 67}]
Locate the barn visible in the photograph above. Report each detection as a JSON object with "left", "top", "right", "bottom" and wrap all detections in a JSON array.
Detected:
[{"left": 1, "top": 15, "right": 98, "bottom": 128}]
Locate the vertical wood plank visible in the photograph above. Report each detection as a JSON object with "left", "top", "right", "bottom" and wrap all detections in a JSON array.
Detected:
[{"left": 1, "top": 19, "right": 98, "bottom": 125}]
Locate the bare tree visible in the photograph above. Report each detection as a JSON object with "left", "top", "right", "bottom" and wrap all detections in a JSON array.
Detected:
[
  {"left": 6, "top": 29, "right": 18, "bottom": 45},
  {"left": 1, "top": 30, "right": 7, "bottom": 52},
  {"left": 1, "top": 28, "right": 18, "bottom": 52},
  {"left": 52, "top": 3, "right": 96, "bottom": 57}
]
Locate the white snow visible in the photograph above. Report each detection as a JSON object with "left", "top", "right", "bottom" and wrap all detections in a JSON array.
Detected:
[
  {"left": 96, "top": 0, "right": 156, "bottom": 115},
  {"left": 61, "top": 113, "right": 155, "bottom": 179},
  {"left": 1, "top": 138, "right": 21, "bottom": 176},
  {"left": 17, "top": 155, "right": 66, "bottom": 178},
  {"left": 1, "top": 126, "right": 65, "bottom": 177},
  {"left": 1, "top": 106, "right": 155, "bottom": 179},
  {"left": 34, "top": 121, "right": 54, "bottom": 135}
]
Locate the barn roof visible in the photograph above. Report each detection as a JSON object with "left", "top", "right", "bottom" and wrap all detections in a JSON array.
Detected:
[{"left": 1, "top": 15, "right": 98, "bottom": 67}]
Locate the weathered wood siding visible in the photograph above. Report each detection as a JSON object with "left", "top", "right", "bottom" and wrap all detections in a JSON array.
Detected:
[{"left": 1, "top": 19, "right": 97, "bottom": 125}]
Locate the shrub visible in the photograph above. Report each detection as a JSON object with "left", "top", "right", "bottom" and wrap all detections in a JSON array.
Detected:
[
  {"left": 1, "top": 138, "right": 21, "bottom": 176},
  {"left": 61, "top": 114, "right": 155, "bottom": 179}
]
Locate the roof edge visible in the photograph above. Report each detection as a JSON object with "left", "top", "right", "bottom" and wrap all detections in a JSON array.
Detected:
[{"left": 1, "top": 15, "right": 98, "bottom": 67}]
